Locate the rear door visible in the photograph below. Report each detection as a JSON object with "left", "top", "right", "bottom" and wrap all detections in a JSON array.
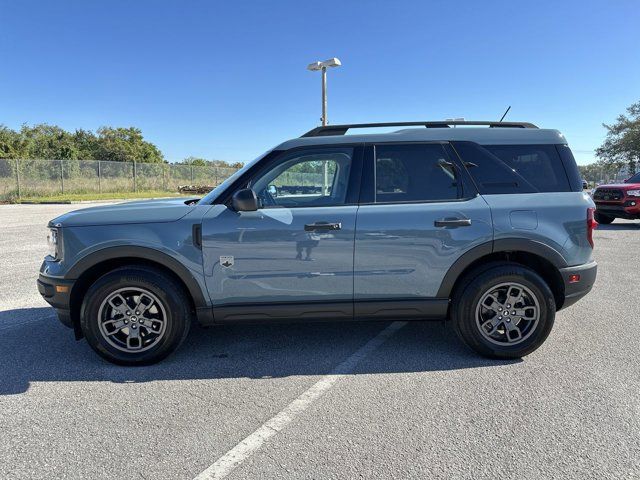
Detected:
[{"left": 354, "top": 142, "right": 493, "bottom": 315}]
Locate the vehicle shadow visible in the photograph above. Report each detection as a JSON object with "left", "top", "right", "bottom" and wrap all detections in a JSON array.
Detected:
[
  {"left": 0, "top": 307, "right": 519, "bottom": 395},
  {"left": 597, "top": 222, "right": 640, "bottom": 230}
]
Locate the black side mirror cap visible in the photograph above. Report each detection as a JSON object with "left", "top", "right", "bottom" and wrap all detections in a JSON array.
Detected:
[{"left": 232, "top": 188, "right": 259, "bottom": 212}]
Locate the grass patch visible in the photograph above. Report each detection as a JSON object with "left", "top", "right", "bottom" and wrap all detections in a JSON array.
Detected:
[{"left": 15, "top": 190, "right": 194, "bottom": 204}]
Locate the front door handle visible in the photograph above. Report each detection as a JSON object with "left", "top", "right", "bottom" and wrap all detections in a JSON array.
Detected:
[
  {"left": 434, "top": 218, "right": 472, "bottom": 228},
  {"left": 304, "top": 222, "right": 342, "bottom": 231}
]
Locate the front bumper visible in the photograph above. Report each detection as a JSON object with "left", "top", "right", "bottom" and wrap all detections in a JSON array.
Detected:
[
  {"left": 595, "top": 200, "right": 640, "bottom": 219},
  {"left": 37, "top": 274, "right": 75, "bottom": 329},
  {"left": 559, "top": 260, "right": 597, "bottom": 309}
]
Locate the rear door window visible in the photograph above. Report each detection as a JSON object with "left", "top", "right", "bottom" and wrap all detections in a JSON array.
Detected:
[{"left": 374, "top": 144, "right": 460, "bottom": 203}]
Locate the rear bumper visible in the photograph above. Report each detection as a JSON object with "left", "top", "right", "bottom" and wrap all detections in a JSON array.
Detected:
[
  {"left": 37, "top": 274, "right": 75, "bottom": 329},
  {"left": 559, "top": 261, "right": 597, "bottom": 309}
]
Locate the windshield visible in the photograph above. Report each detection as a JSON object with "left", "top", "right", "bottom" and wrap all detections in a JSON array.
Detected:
[
  {"left": 197, "top": 149, "right": 273, "bottom": 205},
  {"left": 625, "top": 172, "right": 640, "bottom": 183}
]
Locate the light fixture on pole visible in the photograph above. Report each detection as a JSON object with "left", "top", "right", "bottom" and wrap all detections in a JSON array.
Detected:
[{"left": 307, "top": 58, "right": 341, "bottom": 126}]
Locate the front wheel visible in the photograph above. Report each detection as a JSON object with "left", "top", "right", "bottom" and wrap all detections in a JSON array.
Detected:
[
  {"left": 594, "top": 211, "right": 614, "bottom": 224},
  {"left": 452, "top": 264, "right": 556, "bottom": 359},
  {"left": 80, "top": 266, "right": 192, "bottom": 365}
]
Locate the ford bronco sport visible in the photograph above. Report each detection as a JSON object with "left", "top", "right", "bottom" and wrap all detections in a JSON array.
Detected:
[
  {"left": 38, "top": 120, "right": 598, "bottom": 365},
  {"left": 592, "top": 172, "right": 640, "bottom": 223}
]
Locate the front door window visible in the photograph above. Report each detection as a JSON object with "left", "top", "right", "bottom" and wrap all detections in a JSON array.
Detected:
[{"left": 250, "top": 148, "right": 353, "bottom": 208}]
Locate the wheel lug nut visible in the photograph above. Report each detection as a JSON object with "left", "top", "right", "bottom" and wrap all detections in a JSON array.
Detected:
[
  {"left": 512, "top": 311, "right": 516, "bottom": 315},
  {"left": 506, "top": 318, "right": 511, "bottom": 322},
  {"left": 498, "top": 316, "right": 502, "bottom": 320},
  {"left": 498, "top": 307, "right": 503, "bottom": 311},
  {"left": 135, "top": 311, "right": 140, "bottom": 315},
  {"left": 126, "top": 311, "right": 131, "bottom": 315},
  {"left": 124, "top": 320, "right": 128, "bottom": 324},
  {"left": 132, "top": 325, "right": 137, "bottom": 329}
]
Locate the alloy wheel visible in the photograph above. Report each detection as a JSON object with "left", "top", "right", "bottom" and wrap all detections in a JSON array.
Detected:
[
  {"left": 475, "top": 282, "right": 540, "bottom": 346},
  {"left": 97, "top": 287, "right": 167, "bottom": 353}
]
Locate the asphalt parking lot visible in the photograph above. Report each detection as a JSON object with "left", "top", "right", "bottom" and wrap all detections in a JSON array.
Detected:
[{"left": 1, "top": 203, "right": 639, "bottom": 480}]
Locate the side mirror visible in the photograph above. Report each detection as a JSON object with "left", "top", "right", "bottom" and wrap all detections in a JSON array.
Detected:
[
  {"left": 267, "top": 185, "right": 278, "bottom": 197},
  {"left": 232, "top": 188, "right": 259, "bottom": 212}
]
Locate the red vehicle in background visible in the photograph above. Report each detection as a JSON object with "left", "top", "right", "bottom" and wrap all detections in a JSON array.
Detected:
[{"left": 592, "top": 172, "right": 640, "bottom": 224}]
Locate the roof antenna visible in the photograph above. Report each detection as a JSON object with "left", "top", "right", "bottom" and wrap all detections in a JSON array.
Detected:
[{"left": 499, "top": 106, "right": 511, "bottom": 122}]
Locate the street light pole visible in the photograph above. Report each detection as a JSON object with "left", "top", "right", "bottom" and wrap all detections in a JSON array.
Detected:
[
  {"left": 320, "top": 66, "right": 328, "bottom": 193},
  {"left": 308, "top": 58, "right": 341, "bottom": 195},
  {"left": 307, "top": 58, "right": 341, "bottom": 126},
  {"left": 321, "top": 66, "right": 327, "bottom": 126}
]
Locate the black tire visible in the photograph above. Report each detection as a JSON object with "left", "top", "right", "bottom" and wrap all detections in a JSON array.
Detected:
[
  {"left": 80, "top": 266, "right": 192, "bottom": 365},
  {"left": 594, "top": 211, "right": 614, "bottom": 224},
  {"left": 451, "top": 263, "right": 555, "bottom": 359}
]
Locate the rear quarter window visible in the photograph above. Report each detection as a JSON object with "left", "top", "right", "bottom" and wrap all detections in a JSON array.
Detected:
[
  {"left": 484, "top": 144, "right": 572, "bottom": 192},
  {"left": 451, "top": 142, "right": 537, "bottom": 195},
  {"left": 556, "top": 144, "right": 583, "bottom": 192},
  {"left": 452, "top": 142, "right": 578, "bottom": 194}
]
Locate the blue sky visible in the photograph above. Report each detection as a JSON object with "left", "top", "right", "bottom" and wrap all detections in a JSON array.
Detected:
[{"left": 1, "top": 0, "right": 639, "bottom": 165}]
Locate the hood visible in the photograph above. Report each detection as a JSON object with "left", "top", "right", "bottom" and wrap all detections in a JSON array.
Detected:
[
  {"left": 596, "top": 183, "right": 640, "bottom": 189},
  {"left": 50, "top": 197, "right": 200, "bottom": 227}
]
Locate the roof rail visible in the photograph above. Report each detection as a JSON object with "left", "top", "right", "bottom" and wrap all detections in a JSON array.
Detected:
[{"left": 301, "top": 120, "right": 538, "bottom": 137}]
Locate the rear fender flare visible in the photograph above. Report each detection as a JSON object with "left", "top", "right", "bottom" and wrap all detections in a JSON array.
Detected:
[{"left": 436, "top": 239, "right": 567, "bottom": 298}]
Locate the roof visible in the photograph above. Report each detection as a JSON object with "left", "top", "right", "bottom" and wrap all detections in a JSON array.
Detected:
[{"left": 276, "top": 126, "right": 567, "bottom": 150}]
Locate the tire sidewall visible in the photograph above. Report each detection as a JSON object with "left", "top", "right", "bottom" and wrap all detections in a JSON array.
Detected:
[
  {"left": 81, "top": 267, "right": 190, "bottom": 365},
  {"left": 453, "top": 266, "right": 556, "bottom": 358}
]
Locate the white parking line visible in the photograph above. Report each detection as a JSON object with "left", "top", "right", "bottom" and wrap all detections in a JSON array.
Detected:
[{"left": 193, "top": 320, "right": 407, "bottom": 480}]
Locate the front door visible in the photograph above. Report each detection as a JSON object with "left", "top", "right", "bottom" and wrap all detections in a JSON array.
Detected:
[{"left": 201, "top": 146, "right": 361, "bottom": 322}]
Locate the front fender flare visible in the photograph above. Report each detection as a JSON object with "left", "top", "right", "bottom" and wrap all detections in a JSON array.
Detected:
[{"left": 65, "top": 245, "right": 208, "bottom": 310}]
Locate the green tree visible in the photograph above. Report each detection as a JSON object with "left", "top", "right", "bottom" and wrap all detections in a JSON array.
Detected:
[
  {"left": 0, "top": 124, "right": 167, "bottom": 163},
  {"left": 1, "top": 123, "right": 243, "bottom": 170},
  {"left": 596, "top": 101, "right": 640, "bottom": 175},
  {"left": 73, "top": 129, "right": 100, "bottom": 160},
  {"left": 179, "top": 157, "right": 243, "bottom": 169},
  {"left": 0, "top": 125, "right": 24, "bottom": 159},
  {"left": 578, "top": 162, "right": 621, "bottom": 186},
  {"left": 212, "top": 159, "right": 243, "bottom": 169},
  {"left": 181, "top": 156, "right": 208, "bottom": 167},
  {"left": 94, "top": 127, "right": 164, "bottom": 163},
  {"left": 20, "top": 124, "right": 80, "bottom": 160}
]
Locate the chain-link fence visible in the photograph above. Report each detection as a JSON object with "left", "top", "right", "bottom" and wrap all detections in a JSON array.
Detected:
[
  {"left": 3, "top": 158, "right": 636, "bottom": 201},
  {"left": 580, "top": 168, "right": 630, "bottom": 189},
  {"left": 0, "top": 159, "right": 238, "bottom": 201}
]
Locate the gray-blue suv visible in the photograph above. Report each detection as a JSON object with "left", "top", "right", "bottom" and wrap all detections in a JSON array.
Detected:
[{"left": 38, "top": 121, "right": 598, "bottom": 365}]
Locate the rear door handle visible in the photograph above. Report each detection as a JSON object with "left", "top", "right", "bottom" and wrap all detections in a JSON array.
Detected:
[
  {"left": 434, "top": 218, "right": 472, "bottom": 228},
  {"left": 304, "top": 222, "right": 342, "bottom": 231}
]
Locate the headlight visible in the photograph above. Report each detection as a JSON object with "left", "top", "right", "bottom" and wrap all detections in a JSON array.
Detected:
[
  {"left": 626, "top": 189, "right": 640, "bottom": 197},
  {"left": 47, "top": 227, "right": 62, "bottom": 260}
]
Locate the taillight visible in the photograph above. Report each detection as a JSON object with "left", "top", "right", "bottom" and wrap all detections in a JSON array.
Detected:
[{"left": 587, "top": 207, "right": 597, "bottom": 248}]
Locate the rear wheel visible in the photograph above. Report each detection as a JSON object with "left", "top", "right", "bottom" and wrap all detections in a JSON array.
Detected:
[
  {"left": 80, "top": 266, "right": 191, "bottom": 365},
  {"left": 452, "top": 264, "right": 555, "bottom": 359},
  {"left": 594, "top": 211, "right": 614, "bottom": 224}
]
